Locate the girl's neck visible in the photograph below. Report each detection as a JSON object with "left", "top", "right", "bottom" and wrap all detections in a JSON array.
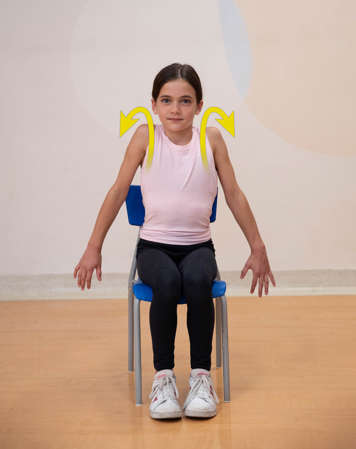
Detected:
[{"left": 162, "top": 124, "right": 193, "bottom": 146}]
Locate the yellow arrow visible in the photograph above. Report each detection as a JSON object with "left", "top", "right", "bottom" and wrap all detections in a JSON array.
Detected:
[
  {"left": 120, "top": 107, "right": 154, "bottom": 169},
  {"left": 200, "top": 107, "right": 235, "bottom": 170}
]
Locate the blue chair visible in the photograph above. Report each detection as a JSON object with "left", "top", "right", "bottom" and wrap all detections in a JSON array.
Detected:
[{"left": 125, "top": 185, "right": 230, "bottom": 405}]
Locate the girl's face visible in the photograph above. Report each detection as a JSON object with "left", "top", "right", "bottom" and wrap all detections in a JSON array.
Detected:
[{"left": 152, "top": 79, "right": 203, "bottom": 131}]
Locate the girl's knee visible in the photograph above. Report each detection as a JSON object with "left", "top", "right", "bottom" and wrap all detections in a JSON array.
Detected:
[
  {"left": 183, "top": 271, "right": 210, "bottom": 288},
  {"left": 182, "top": 272, "right": 213, "bottom": 303},
  {"left": 152, "top": 270, "right": 181, "bottom": 302},
  {"left": 159, "top": 269, "right": 180, "bottom": 289}
]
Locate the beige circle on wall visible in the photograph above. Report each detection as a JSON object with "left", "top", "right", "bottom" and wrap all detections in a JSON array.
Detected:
[{"left": 236, "top": 0, "right": 356, "bottom": 157}]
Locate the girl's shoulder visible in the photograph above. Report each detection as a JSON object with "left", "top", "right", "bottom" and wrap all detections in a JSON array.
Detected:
[
  {"left": 206, "top": 126, "right": 221, "bottom": 158},
  {"left": 138, "top": 123, "right": 156, "bottom": 138},
  {"left": 136, "top": 124, "right": 159, "bottom": 168},
  {"left": 140, "top": 123, "right": 157, "bottom": 138}
]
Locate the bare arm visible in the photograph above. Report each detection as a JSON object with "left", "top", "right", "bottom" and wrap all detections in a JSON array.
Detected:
[
  {"left": 87, "top": 124, "right": 148, "bottom": 251},
  {"left": 207, "top": 127, "right": 276, "bottom": 296},
  {"left": 227, "top": 191, "right": 264, "bottom": 252},
  {"left": 207, "top": 127, "right": 264, "bottom": 252},
  {"left": 74, "top": 124, "right": 148, "bottom": 289}
]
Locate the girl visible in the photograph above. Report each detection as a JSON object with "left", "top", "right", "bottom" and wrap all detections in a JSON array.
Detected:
[{"left": 74, "top": 63, "right": 276, "bottom": 420}]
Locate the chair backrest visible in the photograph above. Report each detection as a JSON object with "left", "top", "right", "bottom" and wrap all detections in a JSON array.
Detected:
[{"left": 125, "top": 185, "right": 218, "bottom": 226}]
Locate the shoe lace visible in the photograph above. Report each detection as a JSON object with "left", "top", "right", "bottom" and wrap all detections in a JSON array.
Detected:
[
  {"left": 149, "top": 375, "right": 179, "bottom": 401},
  {"left": 189, "top": 374, "right": 219, "bottom": 404}
]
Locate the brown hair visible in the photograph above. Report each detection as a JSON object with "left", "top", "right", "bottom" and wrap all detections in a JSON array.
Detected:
[{"left": 152, "top": 63, "right": 202, "bottom": 104}]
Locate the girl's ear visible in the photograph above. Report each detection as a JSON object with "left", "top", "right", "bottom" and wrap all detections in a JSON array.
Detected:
[
  {"left": 196, "top": 100, "right": 203, "bottom": 114},
  {"left": 151, "top": 98, "right": 157, "bottom": 114}
]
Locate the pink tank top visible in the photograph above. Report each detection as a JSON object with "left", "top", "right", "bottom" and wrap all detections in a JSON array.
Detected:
[{"left": 139, "top": 123, "right": 218, "bottom": 245}]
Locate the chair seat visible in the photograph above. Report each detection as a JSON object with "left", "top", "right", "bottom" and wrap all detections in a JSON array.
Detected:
[{"left": 133, "top": 280, "right": 226, "bottom": 304}]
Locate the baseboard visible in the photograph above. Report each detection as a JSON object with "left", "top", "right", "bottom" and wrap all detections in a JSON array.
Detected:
[{"left": 0, "top": 270, "right": 355, "bottom": 300}]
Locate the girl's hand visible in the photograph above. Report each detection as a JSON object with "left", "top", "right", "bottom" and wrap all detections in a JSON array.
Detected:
[
  {"left": 73, "top": 244, "right": 102, "bottom": 290},
  {"left": 240, "top": 246, "right": 276, "bottom": 297}
]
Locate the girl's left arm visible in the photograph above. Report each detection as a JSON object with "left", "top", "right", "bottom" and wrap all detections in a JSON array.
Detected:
[{"left": 207, "top": 127, "right": 276, "bottom": 297}]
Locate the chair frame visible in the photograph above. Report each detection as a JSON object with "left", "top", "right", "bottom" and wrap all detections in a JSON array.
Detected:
[
  {"left": 127, "top": 232, "right": 231, "bottom": 405},
  {"left": 125, "top": 185, "right": 230, "bottom": 405}
]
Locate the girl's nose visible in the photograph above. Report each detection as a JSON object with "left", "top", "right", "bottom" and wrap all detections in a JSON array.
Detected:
[{"left": 171, "top": 102, "right": 180, "bottom": 112}]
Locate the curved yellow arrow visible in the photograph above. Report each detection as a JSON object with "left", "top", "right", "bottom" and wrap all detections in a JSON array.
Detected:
[
  {"left": 120, "top": 107, "right": 154, "bottom": 169},
  {"left": 200, "top": 107, "right": 235, "bottom": 170}
]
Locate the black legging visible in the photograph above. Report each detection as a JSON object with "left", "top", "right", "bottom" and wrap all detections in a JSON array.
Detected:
[{"left": 136, "top": 238, "right": 218, "bottom": 371}]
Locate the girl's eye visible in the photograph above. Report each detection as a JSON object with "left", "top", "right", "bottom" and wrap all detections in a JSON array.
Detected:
[{"left": 160, "top": 99, "right": 191, "bottom": 104}]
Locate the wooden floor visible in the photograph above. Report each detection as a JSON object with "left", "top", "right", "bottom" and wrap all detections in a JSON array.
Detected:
[{"left": 1, "top": 295, "right": 356, "bottom": 449}]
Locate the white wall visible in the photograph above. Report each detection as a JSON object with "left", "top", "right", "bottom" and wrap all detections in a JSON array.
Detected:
[{"left": 1, "top": 0, "right": 355, "bottom": 276}]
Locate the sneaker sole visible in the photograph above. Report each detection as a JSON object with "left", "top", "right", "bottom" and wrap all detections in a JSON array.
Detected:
[
  {"left": 150, "top": 410, "right": 183, "bottom": 419},
  {"left": 184, "top": 409, "right": 216, "bottom": 418}
]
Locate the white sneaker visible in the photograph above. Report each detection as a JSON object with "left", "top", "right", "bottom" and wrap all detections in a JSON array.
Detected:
[
  {"left": 183, "top": 368, "right": 220, "bottom": 418},
  {"left": 149, "top": 369, "right": 182, "bottom": 419}
]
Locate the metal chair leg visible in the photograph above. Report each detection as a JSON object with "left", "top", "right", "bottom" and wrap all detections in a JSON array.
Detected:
[
  {"left": 221, "top": 294, "right": 231, "bottom": 402},
  {"left": 128, "top": 284, "right": 134, "bottom": 372},
  {"left": 215, "top": 297, "right": 222, "bottom": 367},
  {"left": 134, "top": 296, "right": 143, "bottom": 405},
  {"left": 128, "top": 231, "right": 140, "bottom": 372}
]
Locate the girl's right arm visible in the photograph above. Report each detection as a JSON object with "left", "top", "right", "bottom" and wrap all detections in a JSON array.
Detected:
[{"left": 73, "top": 124, "right": 148, "bottom": 290}]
